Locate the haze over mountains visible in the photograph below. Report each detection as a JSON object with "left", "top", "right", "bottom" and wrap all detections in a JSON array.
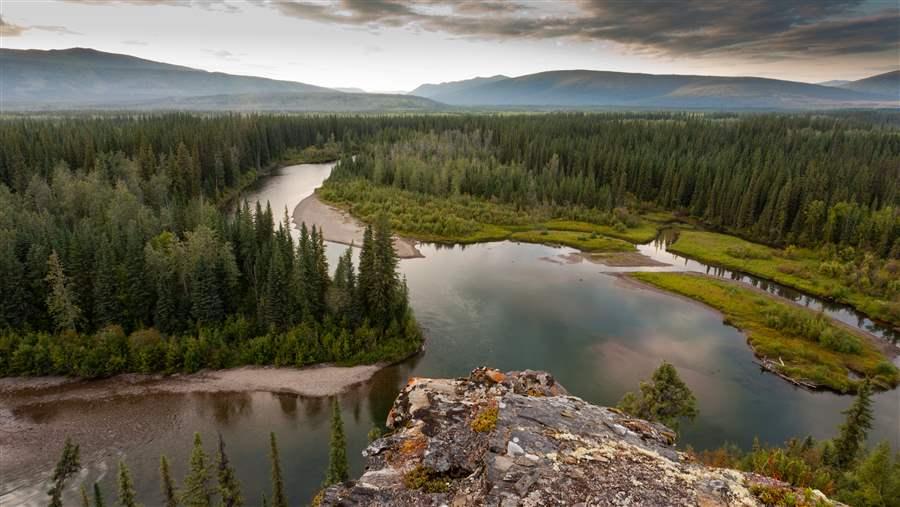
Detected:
[
  {"left": 0, "top": 48, "right": 438, "bottom": 111},
  {"left": 1, "top": 48, "right": 897, "bottom": 111},
  {"left": 412, "top": 70, "right": 899, "bottom": 109}
]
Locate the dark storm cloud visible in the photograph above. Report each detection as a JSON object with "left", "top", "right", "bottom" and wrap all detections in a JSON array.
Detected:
[{"left": 266, "top": 0, "right": 899, "bottom": 59}]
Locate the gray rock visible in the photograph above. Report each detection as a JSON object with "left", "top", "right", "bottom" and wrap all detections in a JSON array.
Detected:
[{"left": 320, "top": 367, "right": 842, "bottom": 507}]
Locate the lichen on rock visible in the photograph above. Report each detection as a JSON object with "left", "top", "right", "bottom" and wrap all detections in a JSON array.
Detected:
[{"left": 319, "top": 367, "right": 840, "bottom": 506}]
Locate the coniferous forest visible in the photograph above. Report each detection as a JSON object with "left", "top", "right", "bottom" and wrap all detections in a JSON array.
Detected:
[
  {"left": 0, "top": 114, "right": 421, "bottom": 377},
  {"left": 0, "top": 112, "right": 898, "bottom": 377}
]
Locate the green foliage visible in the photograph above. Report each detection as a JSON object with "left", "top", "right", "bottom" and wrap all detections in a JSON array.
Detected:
[
  {"left": 617, "top": 361, "right": 698, "bottom": 434},
  {"left": 831, "top": 379, "right": 874, "bottom": 470},
  {"left": 216, "top": 433, "right": 243, "bottom": 507},
  {"left": 402, "top": 465, "right": 450, "bottom": 493},
  {"left": 470, "top": 404, "right": 499, "bottom": 433},
  {"left": 181, "top": 433, "right": 212, "bottom": 507},
  {"left": 45, "top": 251, "right": 82, "bottom": 333},
  {"left": 324, "top": 398, "right": 349, "bottom": 486},
  {"left": 93, "top": 483, "right": 105, "bottom": 507},
  {"left": 48, "top": 438, "right": 81, "bottom": 507},
  {"left": 268, "top": 433, "right": 287, "bottom": 507},
  {"left": 669, "top": 231, "right": 900, "bottom": 328},
  {"left": 836, "top": 442, "right": 900, "bottom": 507},
  {"left": 117, "top": 461, "right": 139, "bottom": 507},
  {"left": 159, "top": 455, "right": 179, "bottom": 507},
  {"left": 631, "top": 272, "right": 899, "bottom": 392}
]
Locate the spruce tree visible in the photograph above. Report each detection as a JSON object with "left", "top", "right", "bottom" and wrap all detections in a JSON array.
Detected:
[
  {"left": 48, "top": 437, "right": 81, "bottom": 507},
  {"left": 181, "top": 433, "right": 212, "bottom": 507},
  {"left": 92, "top": 242, "right": 121, "bottom": 329},
  {"left": 357, "top": 224, "right": 376, "bottom": 322},
  {"left": 215, "top": 433, "right": 243, "bottom": 507},
  {"left": 324, "top": 398, "right": 349, "bottom": 486},
  {"left": 618, "top": 361, "right": 698, "bottom": 434},
  {"left": 93, "top": 482, "right": 105, "bottom": 507},
  {"left": 45, "top": 251, "right": 82, "bottom": 332},
  {"left": 832, "top": 379, "right": 874, "bottom": 469},
  {"left": 268, "top": 432, "right": 287, "bottom": 507},
  {"left": 117, "top": 460, "right": 139, "bottom": 507},
  {"left": 160, "top": 455, "right": 178, "bottom": 507}
]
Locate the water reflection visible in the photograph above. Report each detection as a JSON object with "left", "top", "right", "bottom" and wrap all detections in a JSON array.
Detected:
[{"left": 6, "top": 164, "right": 899, "bottom": 507}]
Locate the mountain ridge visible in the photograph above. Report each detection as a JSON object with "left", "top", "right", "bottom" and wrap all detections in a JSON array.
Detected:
[
  {"left": 0, "top": 47, "right": 441, "bottom": 111},
  {"left": 410, "top": 68, "right": 897, "bottom": 109}
]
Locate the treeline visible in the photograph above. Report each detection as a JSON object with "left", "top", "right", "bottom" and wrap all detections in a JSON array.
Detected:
[
  {"left": 0, "top": 114, "right": 424, "bottom": 377},
  {"left": 326, "top": 115, "right": 899, "bottom": 257},
  {"left": 47, "top": 398, "right": 351, "bottom": 506}
]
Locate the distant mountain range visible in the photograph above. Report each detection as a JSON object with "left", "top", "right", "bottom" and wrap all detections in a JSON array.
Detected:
[
  {"left": 835, "top": 70, "right": 899, "bottom": 98},
  {"left": 410, "top": 69, "right": 898, "bottom": 109},
  {"left": 1, "top": 48, "right": 896, "bottom": 111},
  {"left": 0, "top": 48, "right": 439, "bottom": 111}
]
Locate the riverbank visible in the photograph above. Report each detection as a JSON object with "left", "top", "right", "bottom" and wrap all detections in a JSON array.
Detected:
[
  {"left": 623, "top": 272, "right": 899, "bottom": 393},
  {"left": 0, "top": 363, "right": 390, "bottom": 488},
  {"left": 0, "top": 363, "right": 389, "bottom": 401},
  {"left": 667, "top": 230, "right": 900, "bottom": 329},
  {"left": 292, "top": 192, "right": 423, "bottom": 258}
]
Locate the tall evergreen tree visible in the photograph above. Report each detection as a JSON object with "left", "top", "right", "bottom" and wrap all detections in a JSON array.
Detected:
[
  {"left": 215, "top": 433, "right": 243, "bottom": 507},
  {"left": 160, "top": 455, "right": 178, "bottom": 507},
  {"left": 182, "top": 433, "right": 212, "bottom": 507},
  {"left": 357, "top": 224, "right": 376, "bottom": 323},
  {"left": 117, "top": 461, "right": 139, "bottom": 507},
  {"left": 48, "top": 437, "right": 81, "bottom": 507},
  {"left": 268, "top": 432, "right": 287, "bottom": 507},
  {"left": 324, "top": 398, "right": 350, "bottom": 486},
  {"left": 93, "top": 483, "right": 105, "bottom": 507},
  {"left": 832, "top": 379, "right": 874, "bottom": 469},
  {"left": 45, "top": 251, "right": 82, "bottom": 332}
]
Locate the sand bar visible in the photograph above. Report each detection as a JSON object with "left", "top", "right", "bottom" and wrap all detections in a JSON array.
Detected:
[{"left": 292, "top": 192, "right": 423, "bottom": 258}]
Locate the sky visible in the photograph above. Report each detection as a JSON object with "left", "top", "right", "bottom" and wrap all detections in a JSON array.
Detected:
[{"left": 1, "top": 0, "right": 898, "bottom": 92}]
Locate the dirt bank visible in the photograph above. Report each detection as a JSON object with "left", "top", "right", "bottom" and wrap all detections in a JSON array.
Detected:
[
  {"left": 0, "top": 364, "right": 386, "bottom": 402},
  {"left": 292, "top": 192, "right": 423, "bottom": 258}
]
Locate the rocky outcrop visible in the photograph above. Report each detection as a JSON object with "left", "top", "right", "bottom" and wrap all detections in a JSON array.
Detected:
[{"left": 320, "top": 368, "right": 837, "bottom": 506}]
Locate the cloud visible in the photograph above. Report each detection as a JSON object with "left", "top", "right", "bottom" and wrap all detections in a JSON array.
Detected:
[
  {"left": 62, "top": 0, "right": 242, "bottom": 12},
  {"left": 204, "top": 49, "right": 241, "bottom": 61},
  {"left": 122, "top": 39, "right": 148, "bottom": 46},
  {"left": 0, "top": 15, "right": 81, "bottom": 37},
  {"left": 0, "top": 15, "right": 27, "bottom": 36},
  {"left": 264, "top": 0, "right": 899, "bottom": 60}
]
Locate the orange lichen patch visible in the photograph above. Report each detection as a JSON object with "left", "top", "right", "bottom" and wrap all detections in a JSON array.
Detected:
[
  {"left": 407, "top": 377, "right": 421, "bottom": 387},
  {"left": 485, "top": 369, "right": 506, "bottom": 384}
]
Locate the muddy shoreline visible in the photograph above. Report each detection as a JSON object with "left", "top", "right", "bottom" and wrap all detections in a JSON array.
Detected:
[
  {"left": 292, "top": 192, "right": 423, "bottom": 259},
  {"left": 0, "top": 363, "right": 390, "bottom": 491}
]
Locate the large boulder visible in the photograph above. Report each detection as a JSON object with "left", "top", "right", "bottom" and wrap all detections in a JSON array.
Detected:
[{"left": 319, "top": 367, "right": 837, "bottom": 506}]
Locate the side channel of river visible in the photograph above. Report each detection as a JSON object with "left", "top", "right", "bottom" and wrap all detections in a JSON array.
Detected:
[{"left": 2, "top": 162, "right": 897, "bottom": 507}]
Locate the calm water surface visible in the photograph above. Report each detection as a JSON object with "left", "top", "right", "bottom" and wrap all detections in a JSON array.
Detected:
[{"left": 6, "top": 163, "right": 898, "bottom": 506}]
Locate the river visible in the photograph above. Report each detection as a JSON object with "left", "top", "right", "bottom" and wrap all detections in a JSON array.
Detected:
[{"left": 2, "top": 162, "right": 898, "bottom": 506}]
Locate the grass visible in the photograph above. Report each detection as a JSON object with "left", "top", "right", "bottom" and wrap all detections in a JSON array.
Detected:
[
  {"left": 510, "top": 229, "right": 635, "bottom": 252},
  {"left": 319, "top": 179, "right": 664, "bottom": 253},
  {"left": 541, "top": 219, "right": 659, "bottom": 243},
  {"left": 668, "top": 230, "right": 899, "bottom": 327},
  {"left": 629, "top": 272, "right": 899, "bottom": 393}
]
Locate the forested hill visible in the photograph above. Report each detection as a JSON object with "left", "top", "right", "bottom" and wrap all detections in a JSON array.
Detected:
[
  {"left": 837, "top": 70, "right": 900, "bottom": 99},
  {"left": 409, "top": 70, "right": 895, "bottom": 109},
  {"left": 0, "top": 48, "right": 440, "bottom": 111}
]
